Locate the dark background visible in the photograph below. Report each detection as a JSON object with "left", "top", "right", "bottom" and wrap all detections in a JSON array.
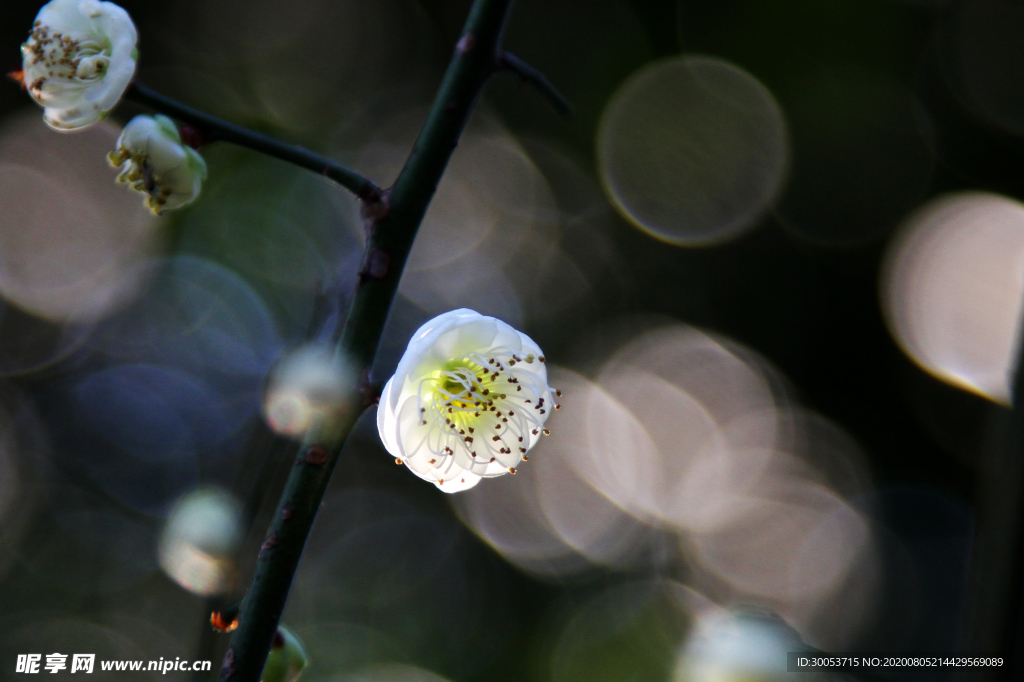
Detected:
[{"left": 0, "top": 0, "right": 1019, "bottom": 680}]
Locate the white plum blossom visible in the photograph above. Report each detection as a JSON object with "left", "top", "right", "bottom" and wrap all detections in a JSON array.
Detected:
[
  {"left": 21, "top": 0, "right": 138, "bottom": 131},
  {"left": 378, "top": 309, "right": 560, "bottom": 492},
  {"left": 107, "top": 114, "right": 207, "bottom": 214}
]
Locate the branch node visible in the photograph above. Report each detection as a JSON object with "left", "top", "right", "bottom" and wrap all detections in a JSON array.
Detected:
[
  {"left": 177, "top": 124, "right": 206, "bottom": 150},
  {"left": 497, "top": 52, "right": 572, "bottom": 115},
  {"left": 259, "top": 534, "right": 278, "bottom": 556},
  {"left": 359, "top": 248, "right": 392, "bottom": 282},
  {"left": 457, "top": 33, "right": 477, "bottom": 55},
  {"left": 302, "top": 446, "right": 328, "bottom": 466},
  {"left": 360, "top": 188, "right": 391, "bottom": 223},
  {"left": 220, "top": 649, "right": 235, "bottom": 679}
]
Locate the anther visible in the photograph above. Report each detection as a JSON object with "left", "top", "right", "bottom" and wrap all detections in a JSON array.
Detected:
[
  {"left": 543, "top": 429, "right": 551, "bottom": 435},
  {"left": 395, "top": 458, "right": 404, "bottom": 465},
  {"left": 509, "top": 468, "right": 517, "bottom": 474}
]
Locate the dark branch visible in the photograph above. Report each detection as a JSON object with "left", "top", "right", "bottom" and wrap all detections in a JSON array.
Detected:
[
  {"left": 123, "top": 82, "right": 384, "bottom": 203},
  {"left": 215, "top": 1, "right": 516, "bottom": 680},
  {"left": 497, "top": 51, "right": 573, "bottom": 115}
]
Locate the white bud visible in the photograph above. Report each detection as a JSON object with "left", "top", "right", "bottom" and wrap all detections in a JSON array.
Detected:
[
  {"left": 377, "top": 309, "right": 557, "bottom": 493},
  {"left": 107, "top": 114, "right": 208, "bottom": 214},
  {"left": 674, "top": 610, "right": 808, "bottom": 682},
  {"left": 264, "top": 343, "right": 358, "bottom": 440},
  {"left": 261, "top": 625, "right": 309, "bottom": 682},
  {"left": 158, "top": 488, "right": 242, "bottom": 596},
  {"left": 21, "top": 0, "right": 138, "bottom": 131}
]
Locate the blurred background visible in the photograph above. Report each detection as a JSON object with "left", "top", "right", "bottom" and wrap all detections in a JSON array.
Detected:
[{"left": 0, "top": 0, "right": 1023, "bottom": 680}]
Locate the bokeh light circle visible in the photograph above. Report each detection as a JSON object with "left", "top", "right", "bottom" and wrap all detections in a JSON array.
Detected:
[
  {"left": 882, "top": 192, "right": 1024, "bottom": 404},
  {"left": 159, "top": 487, "right": 243, "bottom": 596},
  {"left": 0, "top": 113, "right": 160, "bottom": 322},
  {"left": 598, "top": 55, "right": 788, "bottom": 246},
  {"left": 673, "top": 609, "right": 809, "bottom": 682},
  {"left": 589, "top": 324, "right": 783, "bottom": 532}
]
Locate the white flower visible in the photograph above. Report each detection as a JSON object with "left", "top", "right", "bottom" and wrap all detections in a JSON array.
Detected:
[
  {"left": 378, "top": 309, "right": 560, "bottom": 492},
  {"left": 107, "top": 114, "right": 208, "bottom": 214},
  {"left": 21, "top": 0, "right": 138, "bottom": 131}
]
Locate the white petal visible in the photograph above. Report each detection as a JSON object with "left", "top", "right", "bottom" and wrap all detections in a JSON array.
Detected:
[
  {"left": 43, "top": 103, "right": 103, "bottom": 131},
  {"left": 435, "top": 472, "right": 481, "bottom": 493},
  {"left": 378, "top": 308, "right": 555, "bottom": 492},
  {"left": 427, "top": 317, "right": 499, "bottom": 366},
  {"left": 36, "top": 0, "right": 94, "bottom": 34},
  {"left": 25, "top": 0, "right": 137, "bottom": 131}
]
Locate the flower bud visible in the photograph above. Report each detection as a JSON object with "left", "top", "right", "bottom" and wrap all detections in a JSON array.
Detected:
[
  {"left": 107, "top": 114, "right": 208, "bottom": 214},
  {"left": 22, "top": 0, "right": 138, "bottom": 131},
  {"left": 261, "top": 625, "right": 308, "bottom": 682},
  {"left": 263, "top": 344, "right": 359, "bottom": 441},
  {"left": 377, "top": 309, "right": 559, "bottom": 493}
]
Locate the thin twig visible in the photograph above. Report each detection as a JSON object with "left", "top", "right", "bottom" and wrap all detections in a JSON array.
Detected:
[
  {"left": 123, "top": 82, "right": 384, "bottom": 203},
  {"left": 215, "top": 1, "right": 517, "bottom": 680},
  {"left": 497, "top": 51, "right": 573, "bottom": 115}
]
